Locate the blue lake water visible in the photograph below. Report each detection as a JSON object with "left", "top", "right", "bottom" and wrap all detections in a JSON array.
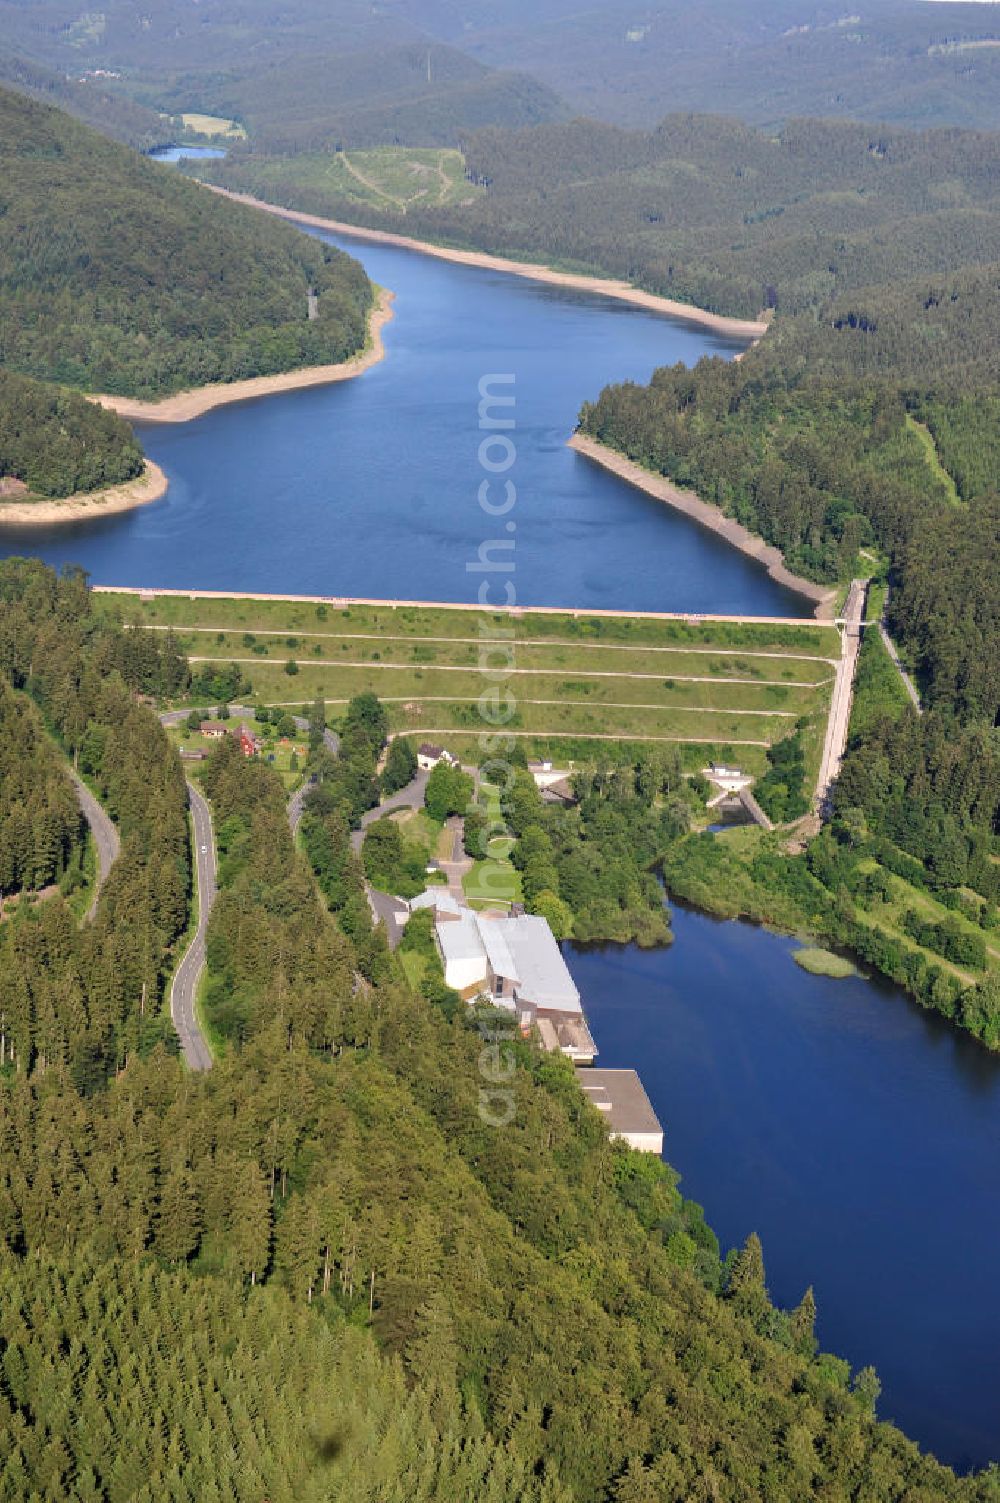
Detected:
[
  {"left": 566, "top": 908, "right": 1000, "bottom": 1472},
  {"left": 0, "top": 229, "right": 807, "bottom": 617},
  {"left": 148, "top": 145, "right": 227, "bottom": 162}
]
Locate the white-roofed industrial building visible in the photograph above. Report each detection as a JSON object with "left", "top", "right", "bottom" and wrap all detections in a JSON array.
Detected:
[
  {"left": 424, "top": 897, "right": 594, "bottom": 1061},
  {"left": 436, "top": 911, "right": 492, "bottom": 997}
]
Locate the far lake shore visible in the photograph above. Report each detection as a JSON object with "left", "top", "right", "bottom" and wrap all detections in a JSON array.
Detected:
[
  {"left": 90, "top": 286, "right": 394, "bottom": 424},
  {"left": 0, "top": 461, "right": 168, "bottom": 528},
  {"left": 569, "top": 433, "right": 837, "bottom": 618},
  {"left": 206, "top": 186, "right": 770, "bottom": 342}
]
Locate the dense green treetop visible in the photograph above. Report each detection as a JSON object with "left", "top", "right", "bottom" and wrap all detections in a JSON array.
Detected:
[
  {"left": 0, "top": 86, "right": 373, "bottom": 398},
  {"left": 200, "top": 112, "right": 1000, "bottom": 322},
  {"left": 0, "top": 681, "right": 85, "bottom": 897},
  {"left": 0, "top": 371, "right": 143, "bottom": 498},
  {"left": 3, "top": 564, "right": 999, "bottom": 1499}
]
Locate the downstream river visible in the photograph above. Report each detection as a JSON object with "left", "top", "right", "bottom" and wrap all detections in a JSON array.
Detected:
[
  {"left": 4, "top": 225, "right": 997, "bottom": 1470},
  {"left": 0, "top": 228, "right": 806, "bottom": 617},
  {"left": 567, "top": 910, "right": 1000, "bottom": 1472}
]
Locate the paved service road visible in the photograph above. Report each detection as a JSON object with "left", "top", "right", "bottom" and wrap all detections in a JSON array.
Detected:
[
  {"left": 368, "top": 888, "right": 411, "bottom": 949},
  {"left": 70, "top": 771, "right": 120, "bottom": 922},
  {"left": 815, "top": 579, "right": 867, "bottom": 813},
  {"left": 438, "top": 815, "right": 473, "bottom": 897},
  {"left": 170, "top": 780, "right": 216, "bottom": 1072},
  {"left": 287, "top": 780, "right": 310, "bottom": 833},
  {"left": 350, "top": 769, "right": 430, "bottom": 854}
]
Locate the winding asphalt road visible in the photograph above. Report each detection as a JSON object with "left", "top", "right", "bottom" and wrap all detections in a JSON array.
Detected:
[
  {"left": 160, "top": 703, "right": 340, "bottom": 1063},
  {"left": 70, "top": 770, "right": 120, "bottom": 923},
  {"left": 287, "top": 781, "right": 309, "bottom": 833},
  {"left": 169, "top": 779, "right": 216, "bottom": 1073}
]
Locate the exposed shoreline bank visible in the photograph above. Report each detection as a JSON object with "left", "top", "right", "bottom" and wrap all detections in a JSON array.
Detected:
[
  {"left": 569, "top": 433, "right": 837, "bottom": 619},
  {"left": 0, "top": 461, "right": 168, "bottom": 528},
  {"left": 90, "top": 286, "right": 394, "bottom": 425},
  {"left": 206, "top": 186, "right": 769, "bottom": 342}
]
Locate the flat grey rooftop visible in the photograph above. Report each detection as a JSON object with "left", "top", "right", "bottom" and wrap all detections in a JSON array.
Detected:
[{"left": 579, "top": 1068, "right": 662, "bottom": 1137}]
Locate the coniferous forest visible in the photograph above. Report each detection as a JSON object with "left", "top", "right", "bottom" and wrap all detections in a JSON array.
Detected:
[
  {"left": 0, "top": 87, "right": 373, "bottom": 400},
  {"left": 3, "top": 559, "right": 999, "bottom": 1501},
  {"left": 1, "top": 10, "right": 999, "bottom": 1488},
  {"left": 0, "top": 372, "right": 143, "bottom": 498}
]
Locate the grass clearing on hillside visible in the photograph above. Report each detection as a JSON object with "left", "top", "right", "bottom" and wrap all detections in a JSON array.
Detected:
[
  {"left": 180, "top": 113, "right": 246, "bottom": 139},
  {"left": 849, "top": 856, "right": 996, "bottom": 985},
  {"left": 198, "top": 145, "right": 480, "bottom": 211},
  {"left": 905, "top": 415, "right": 962, "bottom": 506}
]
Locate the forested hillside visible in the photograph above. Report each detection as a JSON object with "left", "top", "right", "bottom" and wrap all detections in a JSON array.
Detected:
[
  {"left": 3, "top": 563, "right": 998, "bottom": 1500},
  {"left": 198, "top": 114, "right": 1000, "bottom": 322},
  {"left": 0, "top": 87, "right": 373, "bottom": 398},
  {"left": 155, "top": 43, "right": 564, "bottom": 152},
  {"left": 464, "top": 0, "right": 1000, "bottom": 132},
  {"left": 0, "top": 683, "right": 85, "bottom": 899},
  {"left": 0, "top": 372, "right": 143, "bottom": 499},
  {"left": 580, "top": 370, "right": 949, "bottom": 585},
  {"left": 4, "top": 0, "right": 1000, "bottom": 139},
  {"left": 0, "top": 560, "right": 190, "bottom": 1086},
  {"left": 0, "top": 50, "right": 165, "bottom": 149}
]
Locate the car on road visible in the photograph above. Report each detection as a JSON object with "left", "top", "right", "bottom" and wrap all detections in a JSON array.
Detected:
[{"left": 200, "top": 844, "right": 208, "bottom": 854}]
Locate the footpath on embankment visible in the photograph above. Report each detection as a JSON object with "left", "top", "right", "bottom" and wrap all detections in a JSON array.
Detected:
[
  {"left": 93, "top": 584, "right": 826, "bottom": 630},
  {"left": 206, "top": 185, "right": 770, "bottom": 342}
]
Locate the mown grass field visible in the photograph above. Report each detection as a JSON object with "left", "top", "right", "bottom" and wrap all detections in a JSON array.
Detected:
[
  {"left": 464, "top": 782, "right": 520, "bottom": 910},
  {"left": 102, "top": 593, "right": 839, "bottom": 774},
  {"left": 905, "top": 415, "right": 962, "bottom": 507},
  {"left": 179, "top": 112, "right": 247, "bottom": 140}
]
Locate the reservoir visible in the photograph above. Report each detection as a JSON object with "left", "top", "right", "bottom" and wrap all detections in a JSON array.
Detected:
[
  {"left": 0, "top": 229, "right": 807, "bottom": 617},
  {"left": 567, "top": 908, "right": 1000, "bottom": 1472},
  {"left": 148, "top": 145, "right": 228, "bottom": 162},
  {"left": 3, "top": 222, "right": 995, "bottom": 1471}
]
